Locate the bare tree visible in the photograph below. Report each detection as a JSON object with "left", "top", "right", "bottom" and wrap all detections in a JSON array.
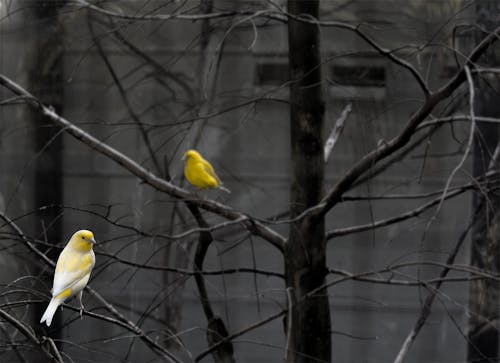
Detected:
[{"left": 1, "top": 1, "right": 500, "bottom": 363}]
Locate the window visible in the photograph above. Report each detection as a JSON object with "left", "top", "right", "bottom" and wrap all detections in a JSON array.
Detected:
[
  {"left": 329, "top": 62, "right": 386, "bottom": 100},
  {"left": 331, "top": 64, "right": 386, "bottom": 87},
  {"left": 254, "top": 62, "right": 289, "bottom": 86}
]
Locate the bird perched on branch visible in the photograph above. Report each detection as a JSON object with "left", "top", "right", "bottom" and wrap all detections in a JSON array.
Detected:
[
  {"left": 182, "top": 149, "right": 230, "bottom": 193},
  {"left": 40, "top": 230, "right": 96, "bottom": 327}
]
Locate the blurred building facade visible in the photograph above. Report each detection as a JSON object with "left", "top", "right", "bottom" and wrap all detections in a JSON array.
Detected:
[{"left": 0, "top": 1, "right": 484, "bottom": 362}]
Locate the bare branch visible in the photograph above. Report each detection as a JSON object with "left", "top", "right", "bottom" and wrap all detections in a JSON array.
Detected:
[
  {"left": 0, "top": 74, "right": 286, "bottom": 251},
  {"left": 392, "top": 212, "right": 476, "bottom": 363},
  {"left": 90, "top": 18, "right": 163, "bottom": 175},
  {"left": 284, "top": 287, "right": 294, "bottom": 362},
  {"left": 85, "top": 288, "right": 183, "bottom": 363},
  {"left": 73, "top": 0, "right": 261, "bottom": 21},
  {"left": 417, "top": 115, "right": 500, "bottom": 131},
  {"left": 0, "top": 210, "right": 183, "bottom": 363},
  {"left": 392, "top": 66, "right": 481, "bottom": 363},
  {"left": 98, "top": 249, "right": 284, "bottom": 278},
  {"left": 195, "top": 310, "right": 286, "bottom": 362},
  {"left": 0, "top": 308, "right": 60, "bottom": 362},
  {"left": 46, "top": 337, "right": 64, "bottom": 363},
  {"left": 316, "top": 26, "right": 500, "bottom": 219},
  {"left": 326, "top": 182, "right": 477, "bottom": 239},
  {"left": 422, "top": 65, "right": 476, "bottom": 230}
]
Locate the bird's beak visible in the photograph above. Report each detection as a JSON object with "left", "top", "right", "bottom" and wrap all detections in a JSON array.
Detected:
[
  {"left": 90, "top": 237, "right": 97, "bottom": 245},
  {"left": 181, "top": 154, "right": 186, "bottom": 160}
]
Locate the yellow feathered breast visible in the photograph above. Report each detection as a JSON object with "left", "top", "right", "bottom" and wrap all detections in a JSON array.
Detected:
[{"left": 183, "top": 149, "right": 230, "bottom": 193}]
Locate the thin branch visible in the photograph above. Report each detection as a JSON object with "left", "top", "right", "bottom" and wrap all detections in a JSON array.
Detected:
[
  {"left": 0, "top": 210, "right": 183, "bottom": 363},
  {"left": 0, "top": 321, "right": 29, "bottom": 363},
  {"left": 284, "top": 287, "right": 294, "bottom": 362},
  {"left": 90, "top": 18, "right": 163, "bottom": 175},
  {"left": 422, "top": 65, "right": 476, "bottom": 233},
  {"left": 98, "top": 249, "right": 284, "bottom": 278},
  {"left": 417, "top": 115, "right": 500, "bottom": 131},
  {"left": 0, "top": 74, "right": 286, "bottom": 251},
  {"left": 342, "top": 177, "right": 499, "bottom": 201},
  {"left": 328, "top": 266, "right": 489, "bottom": 287},
  {"left": 326, "top": 180, "right": 481, "bottom": 239},
  {"left": 46, "top": 337, "right": 64, "bottom": 363},
  {"left": 0, "top": 308, "right": 60, "bottom": 362},
  {"left": 105, "top": 23, "right": 195, "bottom": 103},
  {"left": 280, "top": 12, "right": 431, "bottom": 95},
  {"left": 73, "top": 0, "right": 259, "bottom": 21},
  {"left": 85, "top": 287, "right": 183, "bottom": 363},
  {"left": 195, "top": 310, "right": 286, "bottom": 362},
  {"left": 392, "top": 66, "right": 480, "bottom": 363},
  {"left": 28, "top": 204, "right": 247, "bottom": 243},
  {"left": 473, "top": 67, "right": 500, "bottom": 74},
  {"left": 76, "top": 0, "right": 441, "bottom": 97},
  {"left": 392, "top": 212, "right": 477, "bottom": 363},
  {"left": 316, "top": 26, "right": 500, "bottom": 219}
]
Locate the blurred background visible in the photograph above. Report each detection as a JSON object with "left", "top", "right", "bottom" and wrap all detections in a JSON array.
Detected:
[{"left": 0, "top": 1, "right": 499, "bottom": 362}]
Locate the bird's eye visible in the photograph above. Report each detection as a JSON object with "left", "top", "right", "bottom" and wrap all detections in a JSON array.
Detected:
[{"left": 82, "top": 236, "right": 86, "bottom": 240}]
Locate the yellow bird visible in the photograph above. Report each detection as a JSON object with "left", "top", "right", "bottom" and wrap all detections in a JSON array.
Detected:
[
  {"left": 182, "top": 149, "right": 230, "bottom": 193},
  {"left": 40, "top": 230, "right": 96, "bottom": 327}
]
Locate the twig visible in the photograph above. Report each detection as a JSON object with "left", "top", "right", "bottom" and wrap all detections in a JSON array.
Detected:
[
  {"left": 392, "top": 212, "right": 477, "bottom": 363},
  {"left": 106, "top": 23, "right": 195, "bottom": 102},
  {"left": 316, "top": 26, "right": 500, "bottom": 219},
  {"left": 74, "top": 0, "right": 257, "bottom": 21},
  {"left": 195, "top": 310, "right": 286, "bottom": 362},
  {"left": 417, "top": 115, "right": 500, "bottom": 131},
  {"left": 421, "top": 65, "right": 477, "bottom": 234},
  {"left": 85, "top": 287, "right": 183, "bottom": 363},
  {"left": 0, "top": 210, "right": 182, "bottom": 363},
  {"left": 0, "top": 322, "right": 28, "bottom": 363},
  {"left": 46, "top": 337, "right": 64, "bottom": 363},
  {"left": 284, "top": 287, "right": 294, "bottom": 362},
  {"left": 0, "top": 308, "right": 61, "bottom": 362},
  {"left": 326, "top": 182, "right": 475, "bottom": 239},
  {"left": 90, "top": 19, "right": 163, "bottom": 175},
  {"left": 0, "top": 73, "right": 286, "bottom": 251},
  {"left": 392, "top": 65, "right": 478, "bottom": 363},
  {"left": 97, "top": 249, "right": 284, "bottom": 278}
]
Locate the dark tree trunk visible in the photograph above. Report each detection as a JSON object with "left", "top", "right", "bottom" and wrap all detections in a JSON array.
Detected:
[
  {"left": 28, "top": 0, "right": 65, "bottom": 340},
  {"left": 187, "top": 203, "right": 235, "bottom": 363},
  {"left": 467, "top": 2, "right": 500, "bottom": 362},
  {"left": 285, "top": 1, "right": 331, "bottom": 362}
]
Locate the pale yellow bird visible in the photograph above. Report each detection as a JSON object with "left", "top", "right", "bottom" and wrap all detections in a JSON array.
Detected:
[
  {"left": 182, "top": 149, "right": 230, "bottom": 193},
  {"left": 40, "top": 230, "right": 96, "bottom": 327}
]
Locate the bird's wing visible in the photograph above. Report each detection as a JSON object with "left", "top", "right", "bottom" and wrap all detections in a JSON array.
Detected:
[
  {"left": 200, "top": 160, "right": 221, "bottom": 183},
  {"left": 52, "top": 248, "right": 95, "bottom": 297}
]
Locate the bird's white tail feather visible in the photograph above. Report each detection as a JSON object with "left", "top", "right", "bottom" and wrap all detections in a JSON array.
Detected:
[{"left": 40, "top": 298, "right": 61, "bottom": 327}]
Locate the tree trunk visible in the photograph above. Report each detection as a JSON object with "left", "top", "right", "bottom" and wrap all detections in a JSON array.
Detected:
[
  {"left": 285, "top": 1, "right": 331, "bottom": 362},
  {"left": 467, "top": 2, "right": 500, "bottom": 362},
  {"left": 28, "top": 0, "right": 65, "bottom": 340}
]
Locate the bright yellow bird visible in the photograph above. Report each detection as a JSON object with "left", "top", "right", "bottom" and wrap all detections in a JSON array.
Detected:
[
  {"left": 182, "top": 149, "right": 230, "bottom": 193},
  {"left": 40, "top": 230, "right": 96, "bottom": 327}
]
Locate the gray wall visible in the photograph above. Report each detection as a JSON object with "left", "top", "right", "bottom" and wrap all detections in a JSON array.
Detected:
[{"left": 0, "top": 1, "right": 479, "bottom": 362}]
